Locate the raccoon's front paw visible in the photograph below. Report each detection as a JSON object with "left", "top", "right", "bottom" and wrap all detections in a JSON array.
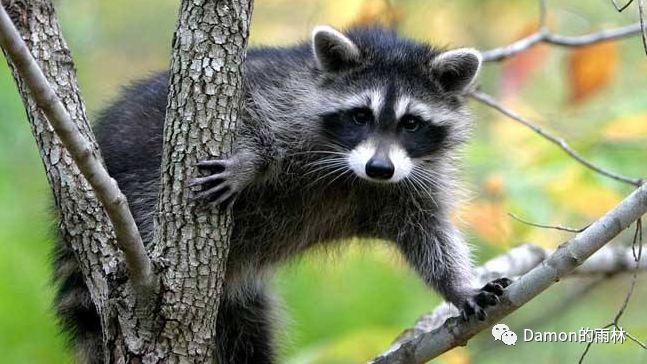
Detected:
[
  {"left": 190, "top": 156, "right": 248, "bottom": 209},
  {"left": 460, "top": 277, "right": 512, "bottom": 321}
]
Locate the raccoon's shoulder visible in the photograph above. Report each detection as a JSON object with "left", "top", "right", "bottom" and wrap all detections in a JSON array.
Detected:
[
  {"left": 94, "top": 72, "right": 168, "bottom": 178},
  {"left": 244, "top": 44, "right": 314, "bottom": 86}
]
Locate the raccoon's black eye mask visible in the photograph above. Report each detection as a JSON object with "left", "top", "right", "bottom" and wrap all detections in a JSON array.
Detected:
[
  {"left": 319, "top": 109, "right": 371, "bottom": 150},
  {"left": 399, "top": 121, "right": 449, "bottom": 158},
  {"left": 349, "top": 107, "right": 373, "bottom": 126}
]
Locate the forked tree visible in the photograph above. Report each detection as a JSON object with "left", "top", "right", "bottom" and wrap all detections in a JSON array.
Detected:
[{"left": 0, "top": 0, "right": 645, "bottom": 363}]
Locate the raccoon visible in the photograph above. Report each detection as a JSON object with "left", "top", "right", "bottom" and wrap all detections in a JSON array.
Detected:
[{"left": 53, "top": 26, "right": 511, "bottom": 364}]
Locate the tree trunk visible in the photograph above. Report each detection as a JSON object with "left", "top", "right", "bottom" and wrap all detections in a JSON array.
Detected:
[
  {"left": 147, "top": 0, "right": 253, "bottom": 361},
  {"left": 0, "top": 0, "right": 121, "bottom": 360},
  {"left": 1, "top": 0, "right": 253, "bottom": 362}
]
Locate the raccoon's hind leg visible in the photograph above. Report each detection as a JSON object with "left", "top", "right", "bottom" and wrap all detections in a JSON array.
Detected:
[{"left": 215, "top": 287, "right": 276, "bottom": 364}]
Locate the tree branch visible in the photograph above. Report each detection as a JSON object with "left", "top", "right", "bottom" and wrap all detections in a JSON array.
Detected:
[
  {"left": 482, "top": 22, "right": 642, "bottom": 62},
  {"left": 380, "top": 242, "right": 646, "bottom": 356},
  {"left": 0, "top": 3, "right": 152, "bottom": 289},
  {"left": 371, "top": 182, "right": 647, "bottom": 364},
  {"left": 470, "top": 90, "right": 644, "bottom": 187}
]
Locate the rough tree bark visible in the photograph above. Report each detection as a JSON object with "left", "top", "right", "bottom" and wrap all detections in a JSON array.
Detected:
[
  {"left": 2, "top": 0, "right": 643, "bottom": 363},
  {"left": 0, "top": 1, "right": 124, "bottom": 361},
  {"left": 147, "top": 0, "right": 253, "bottom": 361},
  {"left": 1, "top": 0, "right": 253, "bottom": 362}
]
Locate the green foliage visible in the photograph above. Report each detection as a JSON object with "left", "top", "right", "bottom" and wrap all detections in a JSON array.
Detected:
[{"left": 1, "top": 1, "right": 646, "bottom": 363}]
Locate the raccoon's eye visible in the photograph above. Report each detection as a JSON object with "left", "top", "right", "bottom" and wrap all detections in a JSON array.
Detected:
[
  {"left": 350, "top": 108, "right": 372, "bottom": 126},
  {"left": 400, "top": 115, "right": 421, "bottom": 132}
]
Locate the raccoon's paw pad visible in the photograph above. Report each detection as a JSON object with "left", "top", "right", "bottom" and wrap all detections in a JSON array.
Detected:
[
  {"left": 190, "top": 158, "right": 242, "bottom": 209},
  {"left": 460, "top": 277, "right": 512, "bottom": 322}
]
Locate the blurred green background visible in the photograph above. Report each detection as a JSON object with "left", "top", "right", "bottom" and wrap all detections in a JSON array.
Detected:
[{"left": 1, "top": 0, "right": 646, "bottom": 363}]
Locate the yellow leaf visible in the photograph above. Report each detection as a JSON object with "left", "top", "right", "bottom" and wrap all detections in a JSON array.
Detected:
[
  {"left": 567, "top": 185, "right": 623, "bottom": 217},
  {"left": 306, "top": 328, "right": 397, "bottom": 363},
  {"left": 322, "top": 0, "right": 366, "bottom": 26},
  {"left": 602, "top": 112, "right": 647, "bottom": 142},
  {"left": 567, "top": 40, "right": 618, "bottom": 104},
  {"left": 546, "top": 167, "right": 582, "bottom": 195},
  {"left": 438, "top": 347, "right": 471, "bottom": 364},
  {"left": 489, "top": 97, "right": 545, "bottom": 166},
  {"left": 352, "top": 0, "right": 403, "bottom": 27},
  {"left": 546, "top": 168, "right": 622, "bottom": 217},
  {"left": 524, "top": 227, "right": 563, "bottom": 249}
]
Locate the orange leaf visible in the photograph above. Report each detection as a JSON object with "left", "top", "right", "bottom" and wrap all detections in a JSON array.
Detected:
[
  {"left": 484, "top": 173, "right": 505, "bottom": 196},
  {"left": 567, "top": 40, "right": 618, "bottom": 104},
  {"left": 500, "top": 24, "right": 549, "bottom": 97},
  {"left": 352, "top": 0, "right": 404, "bottom": 28},
  {"left": 461, "top": 200, "right": 512, "bottom": 246}
]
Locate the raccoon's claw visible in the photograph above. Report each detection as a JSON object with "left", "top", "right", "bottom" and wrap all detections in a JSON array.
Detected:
[
  {"left": 196, "top": 158, "right": 234, "bottom": 170},
  {"left": 192, "top": 184, "right": 238, "bottom": 208},
  {"left": 460, "top": 277, "right": 512, "bottom": 322},
  {"left": 190, "top": 157, "right": 243, "bottom": 209},
  {"left": 188, "top": 171, "right": 231, "bottom": 187}
]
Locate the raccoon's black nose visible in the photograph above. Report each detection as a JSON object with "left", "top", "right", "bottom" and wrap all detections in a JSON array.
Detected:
[{"left": 366, "top": 158, "right": 395, "bottom": 180}]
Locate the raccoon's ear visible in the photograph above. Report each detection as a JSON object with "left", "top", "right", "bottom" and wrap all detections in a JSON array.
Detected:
[
  {"left": 431, "top": 48, "right": 482, "bottom": 93},
  {"left": 312, "top": 26, "right": 360, "bottom": 72}
]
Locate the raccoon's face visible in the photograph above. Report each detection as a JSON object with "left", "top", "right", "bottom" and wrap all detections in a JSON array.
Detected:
[{"left": 312, "top": 26, "right": 481, "bottom": 184}]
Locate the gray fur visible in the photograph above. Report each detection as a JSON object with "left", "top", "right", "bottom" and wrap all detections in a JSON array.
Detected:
[{"left": 54, "top": 26, "right": 508, "bottom": 364}]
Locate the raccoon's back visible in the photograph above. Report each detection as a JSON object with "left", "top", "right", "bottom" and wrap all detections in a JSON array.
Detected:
[{"left": 94, "top": 72, "right": 169, "bottom": 241}]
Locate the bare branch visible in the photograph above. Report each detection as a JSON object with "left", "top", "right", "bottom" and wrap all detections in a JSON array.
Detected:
[
  {"left": 470, "top": 90, "right": 644, "bottom": 187},
  {"left": 640, "top": 0, "right": 647, "bottom": 55},
  {"left": 0, "top": 4, "right": 152, "bottom": 288},
  {"left": 509, "top": 212, "right": 587, "bottom": 233},
  {"left": 613, "top": 219, "right": 642, "bottom": 324},
  {"left": 611, "top": 0, "right": 635, "bottom": 12},
  {"left": 380, "top": 242, "right": 647, "bottom": 356},
  {"left": 482, "top": 23, "right": 642, "bottom": 62},
  {"left": 539, "top": 0, "right": 547, "bottom": 30},
  {"left": 371, "top": 182, "right": 647, "bottom": 364}
]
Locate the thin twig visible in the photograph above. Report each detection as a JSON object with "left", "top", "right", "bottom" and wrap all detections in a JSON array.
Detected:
[
  {"left": 611, "top": 0, "right": 635, "bottom": 12},
  {"left": 482, "top": 23, "right": 642, "bottom": 62},
  {"left": 509, "top": 212, "right": 587, "bottom": 233},
  {"left": 639, "top": 0, "right": 647, "bottom": 55},
  {"left": 0, "top": 5, "right": 153, "bottom": 289},
  {"left": 578, "top": 219, "right": 645, "bottom": 363},
  {"left": 625, "top": 331, "right": 647, "bottom": 350},
  {"left": 578, "top": 337, "right": 595, "bottom": 363},
  {"left": 470, "top": 90, "right": 644, "bottom": 187},
  {"left": 578, "top": 322, "right": 615, "bottom": 364},
  {"left": 613, "top": 219, "right": 642, "bottom": 324},
  {"left": 611, "top": 221, "right": 642, "bottom": 337},
  {"left": 539, "top": 0, "right": 548, "bottom": 30}
]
